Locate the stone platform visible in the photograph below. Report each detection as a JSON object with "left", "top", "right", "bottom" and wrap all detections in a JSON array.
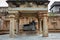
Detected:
[{"left": 0, "top": 33, "right": 60, "bottom": 40}]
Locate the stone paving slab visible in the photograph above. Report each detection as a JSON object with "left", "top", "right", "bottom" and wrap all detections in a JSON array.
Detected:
[{"left": 0, "top": 33, "right": 60, "bottom": 40}]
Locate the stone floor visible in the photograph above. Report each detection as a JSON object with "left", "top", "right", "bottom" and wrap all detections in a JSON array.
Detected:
[{"left": 0, "top": 33, "right": 60, "bottom": 40}]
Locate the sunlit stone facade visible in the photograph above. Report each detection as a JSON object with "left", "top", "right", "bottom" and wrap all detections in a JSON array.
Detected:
[{"left": 0, "top": 0, "right": 53, "bottom": 37}]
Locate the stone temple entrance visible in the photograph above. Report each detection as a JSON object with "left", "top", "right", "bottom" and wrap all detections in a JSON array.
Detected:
[
  {"left": 18, "top": 13, "right": 40, "bottom": 34},
  {"left": 6, "top": 0, "right": 49, "bottom": 37},
  {"left": 7, "top": 10, "right": 48, "bottom": 37}
]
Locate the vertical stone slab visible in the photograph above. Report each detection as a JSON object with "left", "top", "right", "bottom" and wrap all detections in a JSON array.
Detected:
[{"left": 43, "top": 16, "right": 48, "bottom": 37}]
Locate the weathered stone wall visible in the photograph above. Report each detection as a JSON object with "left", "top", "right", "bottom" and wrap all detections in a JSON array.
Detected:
[
  {"left": 48, "top": 16, "right": 60, "bottom": 30},
  {"left": 0, "top": 14, "right": 60, "bottom": 32}
]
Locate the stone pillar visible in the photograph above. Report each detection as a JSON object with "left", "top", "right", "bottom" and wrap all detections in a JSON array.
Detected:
[
  {"left": 40, "top": 20, "right": 42, "bottom": 34},
  {"left": 15, "top": 13, "right": 19, "bottom": 34},
  {"left": 9, "top": 15, "right": 15, "bottom": 37},
  {"left": 1, "top": 16, "right": 5, "bottom": 30},
  {"left": 8, "top": 10, "right": 18, "bottom": 37},
  {"left": 38, "top": 18, "right": 42, "bottom": 34},
  {"left": 16, "top": 20, "right": 19, "bottom": 34},
  {"left": 0, "top": 19, "right": 2, "bottom": 30},
  {"left": 43, "top": 15, "right": 48, "bottom": 37}
]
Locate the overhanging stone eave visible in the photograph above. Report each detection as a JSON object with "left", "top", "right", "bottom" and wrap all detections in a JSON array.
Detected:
[{"left": 8, "top": 8, "right": 48, "bottom": 11}]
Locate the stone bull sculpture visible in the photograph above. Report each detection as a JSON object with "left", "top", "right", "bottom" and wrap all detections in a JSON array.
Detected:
[{"left": 23, "top": 21, "right": 36, "bottom": 31}]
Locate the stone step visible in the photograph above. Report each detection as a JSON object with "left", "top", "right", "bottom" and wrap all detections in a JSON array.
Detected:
[{"left": 49, "top": 29, "right": 60, "bottom": 33}]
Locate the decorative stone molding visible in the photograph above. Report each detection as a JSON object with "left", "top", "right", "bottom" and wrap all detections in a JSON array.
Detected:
[
  {"left": 48, "top": 13, "right": 60, "bottom": 16},
  {"left": 8, "top": 15, "right": 15, "bottom": 18},
  {"left": 8, "top": 10, "right": 18, "bottom": 14}
]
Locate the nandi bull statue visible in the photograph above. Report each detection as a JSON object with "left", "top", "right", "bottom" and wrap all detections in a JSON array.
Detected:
[{"left": 23, "top": 20, "right": 36, "bottom": 31}]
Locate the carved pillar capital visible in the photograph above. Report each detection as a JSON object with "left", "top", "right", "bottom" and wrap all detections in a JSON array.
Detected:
[
  {"left": 9, "top": 15, "right": 15, "bottom": 18},
  {"left": 8, "top": 10, "right": 19, "bottom": 19}
]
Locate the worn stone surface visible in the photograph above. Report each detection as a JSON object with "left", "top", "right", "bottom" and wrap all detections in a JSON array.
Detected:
[{"left": 0, "top": 33, "right": 60, "bottom": 40}]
